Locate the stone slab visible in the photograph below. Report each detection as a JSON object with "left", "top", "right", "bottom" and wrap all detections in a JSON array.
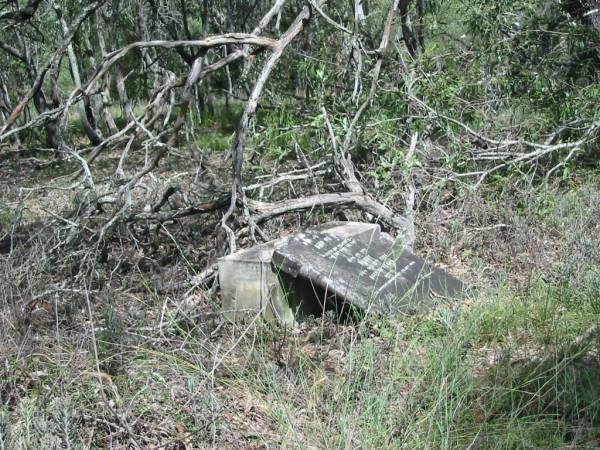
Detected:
[{"left": 272, "top": 229, "right": 463, "bottom": 314}]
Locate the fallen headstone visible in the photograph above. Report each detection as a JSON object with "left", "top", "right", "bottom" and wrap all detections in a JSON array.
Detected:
[
  {"left": 271, "top": 229, "right": 463, "bottom": 315},
  {"left": 218, "top": 221, "right": 464, "bottom": 324}
]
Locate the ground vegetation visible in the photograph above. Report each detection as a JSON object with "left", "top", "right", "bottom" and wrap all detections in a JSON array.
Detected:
[{"left": 0, "top": 0, "right": 599, "bottom": 447}]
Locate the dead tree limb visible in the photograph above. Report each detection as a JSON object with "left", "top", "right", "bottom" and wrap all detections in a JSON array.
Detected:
[
  {"left": 315, "top": 2, "right": 411, "bottom": 242},
  {"left": 96, "top": 51, "right": 212, "bottom": 239},
  {"left": 0, "top": 32, "right": 278, "bottom": 142},
  {"left": 319, "top": 0, "right": 401, "bottom": 196},
  {"left": 222, "top": 1, "right": 323, "bottom": 238},
  {"left": 80, "top": 35, "right": 279, "bottom": 97},
  {"left": 124, "top": 188, "right": 409, "bottom": 235},
  {"left": 342, "top": 0, "right": 400, "bottom": 153},
  {"left": 0, "top": 1, "right": 290, "bottom": 146},
  {"left": 309, "top": 0, "right": 352, "bottom": 34},
  {"left": 405, "top": 93, "right": 600, "bottom": 184},
  {"left": 247, "top": 192, "right": 409, "bottom": 229}
]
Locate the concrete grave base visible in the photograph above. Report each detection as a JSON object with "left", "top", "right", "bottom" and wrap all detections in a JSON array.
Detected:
[{"left": 218, "top": 238, "right": 292, "bottom": 324}]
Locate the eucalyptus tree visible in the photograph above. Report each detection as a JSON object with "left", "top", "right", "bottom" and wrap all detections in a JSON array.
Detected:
[{"left": 0, "top": 0, "right": 598, "bottom": 267}]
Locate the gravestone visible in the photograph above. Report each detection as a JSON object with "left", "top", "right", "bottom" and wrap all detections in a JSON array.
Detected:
[
  {"left": 272, "top": 229, "right": 463, "bottom": 314},
  {"left": 218, "top": 222, "right": 381, "bottom": 324}
]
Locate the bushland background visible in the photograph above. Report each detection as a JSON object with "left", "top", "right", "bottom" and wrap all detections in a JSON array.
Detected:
[{"left": 0, "top": 1, "right": 599, "bottom": 448}]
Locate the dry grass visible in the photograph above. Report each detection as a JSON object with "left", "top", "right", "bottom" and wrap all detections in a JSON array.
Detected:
[{"left": 1, "top": 142, "right": 599, "bottom": 448}]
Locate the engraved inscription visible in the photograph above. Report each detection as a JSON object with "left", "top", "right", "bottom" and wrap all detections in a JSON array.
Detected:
[{"left": 272, "top": 228, "right": 463, "bottom": 313}]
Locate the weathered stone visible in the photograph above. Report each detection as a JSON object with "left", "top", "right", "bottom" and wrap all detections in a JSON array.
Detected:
[
  {"left": 272, "top": 229, "right": 463, "bottom": 314},
  {"left": 218, "top": 222, "right": 380, "bottom": 324},
  {"left": 219, "top": 238, "right": 293, "bottom": 324}
]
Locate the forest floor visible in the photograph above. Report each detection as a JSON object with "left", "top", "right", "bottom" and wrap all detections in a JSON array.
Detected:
[{"left": 0, "top": 135, "right": 599, "bottom": 449}]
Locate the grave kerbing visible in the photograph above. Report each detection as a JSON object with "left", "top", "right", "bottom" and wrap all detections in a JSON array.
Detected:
[{"left": 218, "top": 221, "right": 464, "bottom": 323}]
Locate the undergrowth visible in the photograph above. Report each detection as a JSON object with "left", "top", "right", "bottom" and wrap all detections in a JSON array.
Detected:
[
  {"left": 0, "top": 149, "right": 598, "bottom": 448},
  {"left": 0, "top": 269, "right": 597, "bottom": 448}
]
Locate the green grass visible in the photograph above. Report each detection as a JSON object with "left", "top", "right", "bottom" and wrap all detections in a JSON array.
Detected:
[
  {"left": 4, "top": 272, "right": 597, "bottom": 448},
  {"left": 1, "top": 167, "right": 598, "bottom": 448},
  {"left": 194, "top": 128, "right": 233, "bottom": 153}
]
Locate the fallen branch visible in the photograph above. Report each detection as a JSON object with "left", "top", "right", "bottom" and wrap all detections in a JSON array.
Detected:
[
  {"left": 222, "top": 1, "right": 324, "bottom": 250},
  {"left": 124, "top": 188, "right": 409, "bottom": 235},
  {"left": 247, "top": 191, "right": 409, "bottom": 230}
]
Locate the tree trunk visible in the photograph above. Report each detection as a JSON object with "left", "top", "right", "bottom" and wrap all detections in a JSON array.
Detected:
[
  {"left": 114, "top": 64, "right": 135, "bottom": 124},
  {"left": 94, "top": 10, "right": 119, "bottom": 134},
  {"left": 400, "top": 0, "right": 418, "bottom": 58},
  {"left": 0, "top": 77, "right": 20, "bottom": 145},
  {"left": 55, "top": 5, "right": 102, "bottom": 145},
  {"left": 82, "top": 28, "right": 105, "bottom": 130},
  {"left": 584, "top": 0, "right": 600, "bottom": 32}
]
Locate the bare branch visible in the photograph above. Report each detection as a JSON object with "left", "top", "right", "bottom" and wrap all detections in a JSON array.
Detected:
[
  {"left": 223, "top": 1, "right": 323, "bottom": 236},
  {"left": 247, "top": 191, "right": 409, "bottom": 230},
  {"left": 309, "top": 0, "right": 352, "bottom": 34}
]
